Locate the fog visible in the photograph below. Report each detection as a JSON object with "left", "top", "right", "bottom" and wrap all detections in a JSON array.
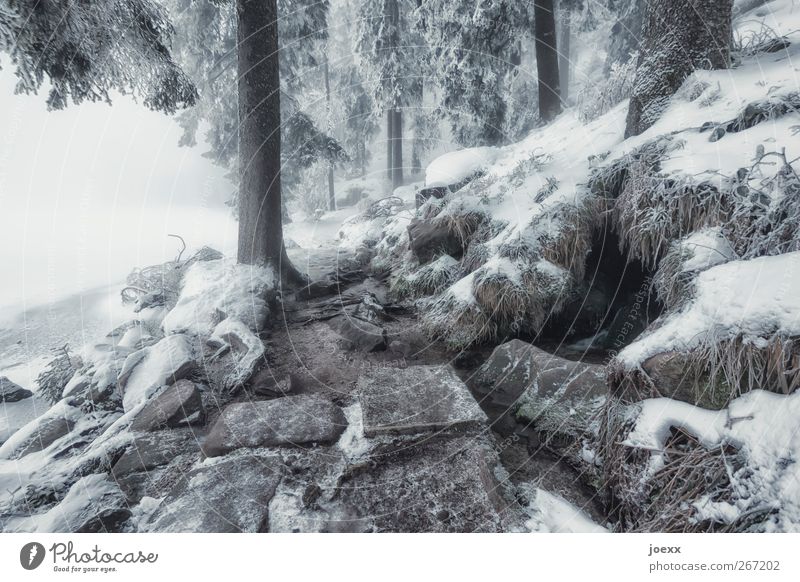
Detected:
[{"left": 0, "top": 68, "right": 237, "bottom": 312}]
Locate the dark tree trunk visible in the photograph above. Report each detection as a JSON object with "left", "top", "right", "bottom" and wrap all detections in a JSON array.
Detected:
[
  {"left": 625, "top": 0, "right": 733, "bottom": 138},
  {"left": 558, "top": 8, "right": 571, "bottom": 103},
  {"left": 324, "top": 56, "right": 335, "bottom": 211},
  {"left": 236, "top": 0, "right": 305, "bottom": 285},
  {"left": 558, "top": 7, "right": 572, "bottom": 103},
  {"left": 534, "top": 0, "right": 561, "bottom": 123},
  {"left": 392, "top": 109, "right": 403, "bottom": 189}
]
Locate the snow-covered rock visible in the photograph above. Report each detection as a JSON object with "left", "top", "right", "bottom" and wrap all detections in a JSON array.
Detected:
[
  {"left": 623, "top": 389, "right": 800, "bottom": 532},
  {"left": 619, "top": 251, "right": 800, "bottom": 367},
  {"left": 118, "top": 334, "right": 196, "bottom": 412},
  {"left": 162, "top": 258, "right": 275, "bottom": 336},
  {"left": 6, "top": 474, "right": 130, "bottom": 533},
  {"left": 0, "top": 376, "right": 32, "bottom": 402},
  {"left": 425, "top": 146, "right": 501, "bottom": 188},
  {"left": 129, "top": 379, "right": 204, "bottom": 432}
]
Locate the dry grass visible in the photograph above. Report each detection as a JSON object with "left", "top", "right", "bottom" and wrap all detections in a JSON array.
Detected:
[{"left": 597, "top": 399, "right": 756, "bottom": 532}]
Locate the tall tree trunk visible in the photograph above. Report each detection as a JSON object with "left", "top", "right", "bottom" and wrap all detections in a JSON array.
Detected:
[
  {"left": 360, "top": 139, "right": 367, "bottom": 177},
  {"left": 558, "top": 7, "right": 571, "bottom": 104},
  {"left": 534, "top": 0, "right": 561, "bottom": 123},
  {"left": 625, "top": 0, "right": 733, "bottom": 138},
  {"left": 386, "top": 110, "right": 394, "bottom": 179},
  {"left": 324, "top": 56, "right": 335, "bottom": 211},
  {"left": 392, "top": 109, "right": 403, "bottom": 189},
  {"left": 236, "top": 0, "right": 305, "bottom": 285}
]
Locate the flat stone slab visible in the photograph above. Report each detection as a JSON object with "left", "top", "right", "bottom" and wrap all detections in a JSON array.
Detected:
[
  {"left": 202, "top": 395, "right": 348, "bottom": 457},
  {"left": 357, "top": 365, "right": 487, "bottom": 437},
  {"left": 146, "top": 454, "right": 282, "bottom": 532},
  {"left": 336, "top": 437, "right": 518, "bottom": 532},
  {"left": 129, "top": 379, "right": 204, "bottom": 432}
]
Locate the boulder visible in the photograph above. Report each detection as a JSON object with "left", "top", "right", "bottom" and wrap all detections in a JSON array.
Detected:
[
  {"left": 208, "top": 317, "right": 266, "bottom": 388},
  {"left": 202, "top": 395, "right": 348, "bottom": 457},
  {"left": 475, "top": 340, "right": 607, "bottom": 442},
  {"left": 129, "top": 379, "right": 204, "bottom": 432},
  {"left": 357, "top": 365, "right": 487, "bottom": 437},
  {"left": 0, "top": 412, "right": 75, "bottom": 460},
  {"left": 10, "top": 475, "right": 130, "bottom": 533},
  {"left": 249, "top": 368, "right": 292, "bottom": 397},
  {"left": 407, "top": 218, "right": 463, "bottom": 264},
  {"left": 327, "top": 314, "right": 386, "bottom": 352},
  {"left": 337, "top": 437, "right": 520, "bottom": 532},
  {"left": 0, "top": 377, "right": 32, "bottom": 403},
  {"left": 118, "top": 334, "right": 195, "bottom": 411},
  {"left": 111, "top": 429, "right": 201, "bottom": 477},
  {"left": 146, "top": 454, "right": 282, "bottom": 532},
  {"left": 640, "top": 350, "right": 726, "bottom": 409}
]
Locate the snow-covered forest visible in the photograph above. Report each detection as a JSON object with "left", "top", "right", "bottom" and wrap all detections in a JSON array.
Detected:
[{"left": 1, "top": 0, "right": 800, "bottom": 534}]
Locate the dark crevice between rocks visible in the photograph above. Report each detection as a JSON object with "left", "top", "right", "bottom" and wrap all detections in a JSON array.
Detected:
[{"left": 537, "top": 219, "right": 662, "bottom": 361}]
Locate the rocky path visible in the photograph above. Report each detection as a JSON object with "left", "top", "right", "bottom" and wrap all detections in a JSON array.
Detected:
[{"left": 0, "top": 235, "right": 609, "bottom": 533}]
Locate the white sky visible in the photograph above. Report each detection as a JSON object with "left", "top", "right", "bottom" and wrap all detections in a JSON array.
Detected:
[{"left": 0, "top": 67, "right": 238, "bottom": 311}]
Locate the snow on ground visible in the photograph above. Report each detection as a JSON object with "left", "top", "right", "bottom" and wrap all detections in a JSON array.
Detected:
[
  {"left": 624, "top": 389, "right": 800, "bottom": 532},
  {"left": 619, "top": 251, "right": 800, "bottom": 366},
  {"left": 525, "top": 488, "right": 608, "bottom": 533},
  {"left": 425, "top": 146, "right": 502, "bottom": 188}
]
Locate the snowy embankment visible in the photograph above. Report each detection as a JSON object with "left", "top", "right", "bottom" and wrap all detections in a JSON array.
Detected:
[{"left": 336, "top": 0, "right": 800, "bottom": 531}]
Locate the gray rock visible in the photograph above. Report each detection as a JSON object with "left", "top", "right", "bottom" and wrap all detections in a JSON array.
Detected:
[
  {"left": 357, "top": 365, "right": 487, "bottom": 437},
  {"left": 14, "top": 475, "right": 130, "bottom": 533},
  {"left": 337, "top": 437, "right": 519, "bottom": 532},
  {"left": 640, "top": 351, "right": 727, "bottom": 409},
  {"left": 0, "top": 415, "right": 75, "bottom": 460},
  {"left": 118, "top": 334, "right": 196, "bottom": 411},
  {"left": 147, "top": 454, "right": 282, "bottom": 532},
  {"left": 407, "top": 218, "right": 463, "bottom": 264},
  {"left": 475, "top": 340, "right": 607, "bottom": 442},
  {"left": 202, "top": 395, "right": 348, "bottom": 457},
  {"left": 112, "top": 429, "right": 201, "bottom": 477},
  {"left": 129, "top": 379, "right": 204, "bottom": 432},
  {"left": 327, "top": 314, "right": 386, "bottom": 352},
  {"left": 0, "top": 376, "right": 32, "bottom": 403},
  {"left": 249, "top": 368, "right": 292, "bottom": 396}
]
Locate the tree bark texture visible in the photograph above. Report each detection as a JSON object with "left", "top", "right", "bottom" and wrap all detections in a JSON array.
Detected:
[{"left": 534, "top": 0, "right": 562, "bottom": 123}]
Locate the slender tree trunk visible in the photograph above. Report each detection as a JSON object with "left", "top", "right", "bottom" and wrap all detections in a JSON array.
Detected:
[
  {"left": 236, "top": 0, "right": 305, "bottom": 285},
  {"left": 625, "top": 0, "right": 733, "bottom": 138},
  {"left": 360, "top": 139, "right": 367, "bottom": 177},
  {"left": 558, "top": 7, "right": 571, "bottom": 104},
  {"left": 392, "top": 109, "right": 403, "bottom": 189},
  {"left": 386, "top": 110, "right": 394, "bottom": 179},
  {"left": 324, "top": 56, "right": 335, "bottom": 211},
  {"left": 534, "top": 0, "right": 561, "bottom": 123}
]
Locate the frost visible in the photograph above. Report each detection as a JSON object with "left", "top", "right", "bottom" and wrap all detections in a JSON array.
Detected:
[
  {"left": 162, "top": 259, "right": 275, "bottom": 336},
  {"left": 619, "top": 251, "right": 800, "bottom": 366}
]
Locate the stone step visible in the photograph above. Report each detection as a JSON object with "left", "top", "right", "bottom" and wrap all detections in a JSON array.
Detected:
[{"left": 357, "top": 365, "right": 487, "bottom": 437}]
